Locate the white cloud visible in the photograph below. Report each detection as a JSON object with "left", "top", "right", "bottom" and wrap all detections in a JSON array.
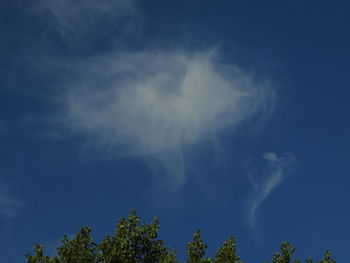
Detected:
[
  {"left": 60, "top": 50, "right": 274, "bottom": 188},
  {"left": 65, "top": 51, "right": 272, "bottom": 153},
  {"left": 248, "top": 152, "right": 296, "bottom": 232}
]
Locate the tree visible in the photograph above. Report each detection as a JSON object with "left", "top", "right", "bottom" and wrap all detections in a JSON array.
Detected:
[{"left": 25, "top": 210, "right": 336, "bottom": 263}]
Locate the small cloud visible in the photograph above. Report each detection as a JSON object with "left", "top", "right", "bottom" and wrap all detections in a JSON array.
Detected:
[
  {"left": 61, "top": 50, "right": 274, "bottom": 189},
  {"left": 64, "top": 50, "right": 273, "bottom": 154},
  {"left": 248, "top": 152, "right": 296, "bottom": 233}
]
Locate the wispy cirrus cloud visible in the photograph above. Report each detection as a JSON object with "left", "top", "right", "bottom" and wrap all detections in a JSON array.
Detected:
[
  {"left": 32, "top": 0, "right": 137, "bottom": 42},
  {"left": 0, "top": 185, "right": 21, "bottom": 219},
  {"left": 248, "top": 152, "right": 297, "bottom": 233},
  {"left": 60, "top": 50, "right": 275, "bottom": 189}
]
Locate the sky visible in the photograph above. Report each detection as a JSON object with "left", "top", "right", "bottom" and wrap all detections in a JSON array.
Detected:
[{"left": 1, "top": 0, "right": 350, "bottom": 262}]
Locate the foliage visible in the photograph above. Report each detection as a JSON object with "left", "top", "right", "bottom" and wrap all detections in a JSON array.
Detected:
[
  {"left": 25, "top": 210, "right": 336, "bottom": 263},
  {"left": 186, "top": 230, "right": 210, "bottom": 263},
  {"left": 214, "top": 236, "right": 242, "bottom": 263}
]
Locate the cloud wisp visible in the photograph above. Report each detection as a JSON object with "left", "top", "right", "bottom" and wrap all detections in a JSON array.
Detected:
[
  {"left": 0, "top": 185, "right": 21, "bottom": 220},
  {"left": 32, "top": 0, "right": 136, "bottom": 42},
  {"left": 61, "top": 50, "right": 274, "bottom": 189},
  {"left": 248, "top": 152, "right": 297, "bottom": 233}
]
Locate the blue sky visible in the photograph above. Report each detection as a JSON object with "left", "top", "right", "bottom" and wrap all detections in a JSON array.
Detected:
[{"left": 1, "top": 0, "right": 350, "bottom": 262}]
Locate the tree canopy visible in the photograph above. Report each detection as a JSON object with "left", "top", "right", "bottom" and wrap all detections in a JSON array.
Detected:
[{"left": 25, "top": 210, "right": 336, "bottom": 263}]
